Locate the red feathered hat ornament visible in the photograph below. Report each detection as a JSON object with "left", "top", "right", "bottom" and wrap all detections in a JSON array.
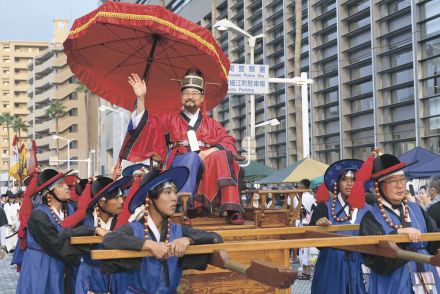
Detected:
[
  {"left": 347, "top": 149, "right": 378, "bottom": 208},
  {"left": 62, "top": 178, "right": 93, "bottom": 228}
]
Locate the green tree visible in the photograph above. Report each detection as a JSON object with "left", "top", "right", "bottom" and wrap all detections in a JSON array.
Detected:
[
  {"left": 46, "top": 100, "right": 67, "bottom": 166},
  {"left": 11, "top": 117, "right": 28, "bottom": 144},
  {"left": 0, "top": 112, "right": 15, "bottom": 187}
]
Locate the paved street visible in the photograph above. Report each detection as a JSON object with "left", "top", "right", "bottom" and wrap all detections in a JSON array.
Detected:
[
  {"left": 0, "top": 253, "right": 19, "bottom": 294},
  {"left": 0, "top": 252, "right": 311, "bottom": 293}
]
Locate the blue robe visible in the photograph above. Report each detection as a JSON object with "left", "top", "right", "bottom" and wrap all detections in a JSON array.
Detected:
[
  {"left": 75, "top": 214, "right": 129, "bottom": 294},
  {"left": 311, "top": 197, "right": 370, "bottom": 294},
  {"left": 102, "top": 220, "right": 223, "bottom": 293},
  {"left": 16, "top": 204, "right": 77, "bottom": 294},
  {"left": 361, "top": 202, "right": 440, "bottom": 294},
  {"left": 124, "top": 221, "right": 183, "bottom": 294},
  {"left": 167, "top": 151, "right": 203, "bottom": 198}
]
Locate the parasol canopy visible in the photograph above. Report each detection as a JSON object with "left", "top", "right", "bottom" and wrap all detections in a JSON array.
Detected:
[{"left": 64, "top": 2, "right": 230, "bottom": 113}]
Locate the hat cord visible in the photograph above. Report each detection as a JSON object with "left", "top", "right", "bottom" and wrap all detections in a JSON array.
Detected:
[
  {"left": 95, "top": 205, "right": 102, "bottom": 228},
  {"left": 331, "top": 182, "right": 353, "bottom": 222},
  {"left": 143, "top": 197, "right": 171, "bottom": 244},
  {"left": 375, "top": 181, "right": 409, "bottom": 229},
  {"left": 47, "top": 196, "right": 68, "bottom": 227}
]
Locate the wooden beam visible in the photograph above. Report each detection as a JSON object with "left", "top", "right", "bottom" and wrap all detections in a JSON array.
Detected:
[
  {"left": 91, "top": 232, "right": 440, "bottom": 260},
  {"left": 71, "top": 224, "right": 359, "bottom": 245}
]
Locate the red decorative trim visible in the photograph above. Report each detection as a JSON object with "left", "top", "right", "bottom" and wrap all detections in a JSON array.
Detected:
[
  {"left": 35, "top": 171, "right": 73, "bottom": 194},
  {"left": 371, "top": 162, "right": 407, "bottom": 179}
]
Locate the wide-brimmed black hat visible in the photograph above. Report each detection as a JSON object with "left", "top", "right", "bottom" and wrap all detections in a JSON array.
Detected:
[
  {"left": 128, "top": 167, "right": 189, "bottom": 213},
  {"left": 324, "top": 159, "right": 363, "bottom": 191},
  {"left": 87, "top": 176, "right": 132, "bottom": 212},
  {"left": 36, "top": 169, "right": 73, "bottom": 194},
  {"left": 371, "top": 154, "right": 416, "bottom": 180}
]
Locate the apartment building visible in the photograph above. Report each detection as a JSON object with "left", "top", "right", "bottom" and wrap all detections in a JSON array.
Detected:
[
  {"left": 109, "top": 0, "right": 440, "bottom": 168},
  {"left": 27, "top": 20, "right": 99, "bottom": 177},
  {"left": 0, "top": 40, "right": 47, "bottom": 175}
]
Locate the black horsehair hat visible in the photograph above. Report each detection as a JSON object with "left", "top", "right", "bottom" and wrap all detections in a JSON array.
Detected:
[
  {"left": 87, "top": 176, "right": 133, "bottom": 212},
  {"left": 36, "top": 169, "right": 73, "bottom": 194},
  {"left": 371, "top": 154, "right": 416, "bottom": 181}
]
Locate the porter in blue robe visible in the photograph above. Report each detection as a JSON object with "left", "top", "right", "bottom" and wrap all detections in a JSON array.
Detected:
[
  {"left": 75, "top": 214, "right": 129, "bottom": 294},
  {"left": 360, "top": 201, "right": 440, "bottom": 294},
  {"left": 310, "top": 195, "right": 370, "bottom": 294},
  {"left": 16, "top": 203, "right": 94, "bottom": 294},
  {"left": 103, "top": 219, "right": 222, "bottom": 294}
]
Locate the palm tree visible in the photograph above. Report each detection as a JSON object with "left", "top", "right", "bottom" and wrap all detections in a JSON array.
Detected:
[
  {"left": 46, "top": 100, "right": 67, "bottom": 166},
  {"left": 0, "top": 112, "right": 15, "bottom": 187},
  {"left": 11, "top": 117, "right": 28, "bottom": 144}
]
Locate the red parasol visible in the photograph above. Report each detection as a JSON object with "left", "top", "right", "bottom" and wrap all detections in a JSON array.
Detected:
[{"left": 64, "top": 2, "right": 230, "bottom": 113}]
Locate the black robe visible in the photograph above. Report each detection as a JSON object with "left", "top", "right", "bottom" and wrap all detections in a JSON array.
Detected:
[
  {"left": 0, "top": 206, "right": 7, "bottom": 227},
  {"left": 27, "top": 209, "right": 95, "bottom": 266},
  {"left": 359, "top": 204, "right": 440, "bottom": 275}
]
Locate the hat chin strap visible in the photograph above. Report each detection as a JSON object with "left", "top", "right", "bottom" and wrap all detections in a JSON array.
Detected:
[
  {"left": 98, "top": 203, "right": 116, "bottom": 218},
  {"left": 48, "top": 190, "right": 67, "bottom": 204},
  {"left": 150, "top": 197, "right": 169, "bottom": 221}
]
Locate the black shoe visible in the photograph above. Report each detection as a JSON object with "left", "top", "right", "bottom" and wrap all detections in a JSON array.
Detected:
[{"left": 297, "top": 273, "right": 311, "bottom": 280}]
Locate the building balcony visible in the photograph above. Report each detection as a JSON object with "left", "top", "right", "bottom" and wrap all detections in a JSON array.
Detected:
[
  {"left": 14, "top": 73, "right": 28, "bottom": 81},
  {"left": 13, "top": 84, "right": 28, "bottom": 92},
  {"left": 14, "top": 61, "right": 32, "bottom": 70},
  {"left": 53, "top": 54, "right": 67, "bottom": 68},
  {"left": 36, "top": 150, "right": 52, "bottom": 163},
  {"left": 34, "top": 104, "right": 50, "bottom": 119},
  {"left": 58, "top": 116, "right": 80, "bottom": 133},
  {"left": 35, "top": 138, "right": 50, "bottom": 151},
  {"left": 35, "top": 70, "right": 55, "bottom": 89},
  {"left": 52, "top": 67, "right": 73, "bottom": 85},
  {"left": 34, "top": 87, "right": 54, "bottom": 105},
  {"left": 55, "top": 83, "right": 77, "bottom": 100},
  {"left": 34, "top": 119, "right": 52, "bottom": 134},
  {"left": 13, "top": 107, "right": 28, "bottom": 116}
]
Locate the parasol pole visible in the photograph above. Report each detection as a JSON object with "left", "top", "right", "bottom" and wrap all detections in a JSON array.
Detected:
[{"left": 142, "top": 34, "right": 160, "bottom": 81}]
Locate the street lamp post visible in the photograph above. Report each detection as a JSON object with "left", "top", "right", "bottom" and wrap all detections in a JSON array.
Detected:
[
  {"left": 240, "top": 118, "right": 280, "bottom": 167},
  {"left": 50, "top": 157, "right": 93, "bottom": 177},
  {"left": 269, "top": 73, "right": 313, "bottom": 158},
  {"left": 89, "top": 149, "right": 96, "bottom": 175},
  {"left": 214, "top": 19, "right": 264, "bottom": 141},
  {"left": 214, "top": 19, "right": 314, "bottom": 161},
  {"left": 99, "top": 105, "right": 125, "bottom": 146},
  {"left": 52, "top": 135, "right": 72, "bottom": 170}
]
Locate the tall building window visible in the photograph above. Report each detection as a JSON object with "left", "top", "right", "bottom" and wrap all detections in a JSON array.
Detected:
[
  {"left": 69, "top": 108, "right": 78, "bottom": 116},
  {"left": 425, "top": 16, "right": 440, "bottom": 37}
]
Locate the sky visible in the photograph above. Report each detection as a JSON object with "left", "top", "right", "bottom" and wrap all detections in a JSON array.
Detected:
[{"left": 0, "top": 0, "right": 99, "bottom": 42}]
